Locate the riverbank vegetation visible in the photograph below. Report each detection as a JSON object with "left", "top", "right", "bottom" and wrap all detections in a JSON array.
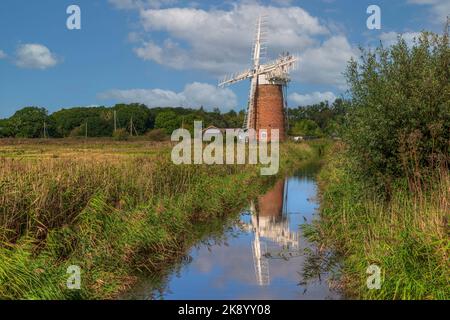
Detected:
[
  {"left": 0, "top": 140, "right": 313, "bottom": 299},
  {"left": 314, "top": 31, "right": 449, "bottom": 299}
]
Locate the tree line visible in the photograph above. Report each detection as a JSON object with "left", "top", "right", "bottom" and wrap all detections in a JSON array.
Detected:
[
  {"left": 287, "top": 98, "right": 347, "bottom": 137},
  {"left": 0, "top": 104, "right": 246, "bottom": 138},
  {"left": 0, "top": 101, "right": 346, "bottom": 139}
]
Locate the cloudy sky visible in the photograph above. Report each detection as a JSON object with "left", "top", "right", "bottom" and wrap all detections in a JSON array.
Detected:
[{"left": 0, "top": 0, "right": 448, "bottom": 117}]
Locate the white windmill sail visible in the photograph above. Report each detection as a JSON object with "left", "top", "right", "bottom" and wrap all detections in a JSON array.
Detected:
[
  {"left": 246, "top": 16, "right": 263, "bottom": 130},
  {"left": 219, "top": 15, "right": 298, "bottom": 131}
]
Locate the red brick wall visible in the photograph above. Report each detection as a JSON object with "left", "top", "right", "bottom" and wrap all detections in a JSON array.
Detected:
[
  {"left": 255, "top": 84, "right": 286, "bottom": 142},
  {"left": 258, "top": 179, "right": 284, "bottom": 218}
]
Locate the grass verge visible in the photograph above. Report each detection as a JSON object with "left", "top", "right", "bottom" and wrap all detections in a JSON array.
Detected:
[{"left": 311, "top": 143, "right": 449, "bottom": 300}]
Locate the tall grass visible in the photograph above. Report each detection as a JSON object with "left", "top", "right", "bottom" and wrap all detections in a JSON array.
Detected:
[
  {"left": 0, "top": 141, "right": 312, "bottom": 299},
  {"left": 315, "top": 143, "right": 449, "bottom": 300}
]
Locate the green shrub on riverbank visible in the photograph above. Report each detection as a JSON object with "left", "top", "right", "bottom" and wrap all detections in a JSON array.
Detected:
[
  {"left": 344, "top": 31, "right": 449, "bottom": 193},
  {"left": 312, "top": 30, "right": 449, "bottom": 300}
]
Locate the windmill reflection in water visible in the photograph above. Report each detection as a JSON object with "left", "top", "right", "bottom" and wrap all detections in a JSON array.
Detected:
[{"left": 243, "top": 179, "right": 300, "bottom": 286}]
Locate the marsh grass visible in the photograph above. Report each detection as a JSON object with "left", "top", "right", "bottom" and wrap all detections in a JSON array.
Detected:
[
  {"left": 314, "top": 143, "right": 449, "bottom": 300},
  {"left": 0, "top": 139, "right": 312, "bottom": 299}
]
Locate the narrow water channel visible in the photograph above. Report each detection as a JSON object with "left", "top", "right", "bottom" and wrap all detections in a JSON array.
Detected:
[{"left": 127, "top": 163, "right": 340, "bottom": 300}]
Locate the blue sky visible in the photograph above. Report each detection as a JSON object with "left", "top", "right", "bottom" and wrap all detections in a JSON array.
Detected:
[{"left": 0, "top": 0, "right": 448, "bottom": 118}]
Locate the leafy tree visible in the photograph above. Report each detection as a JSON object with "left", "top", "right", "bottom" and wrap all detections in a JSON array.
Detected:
[
  {"left": 178, "top": 113, "right": 205, "bottom": 134},
  {"left": 155, "top": 111, "right": 182, "bottom": 135},
  {"left": 288, "top": 99, "right": 348, "bottom": 137},
  {"left": 291, "top": 119, "right": 323, "bottom": 137},
  {"left": 50, "top": 107, "right": 111, "bottom": 137},
  {"left": 223, "top": 110, "right": 241, "bottom": 128},
  {"left": 8, "top": 107, "right": 51, "bottom": 138},
  {"left": 0, "top": 119, "right": 13, "bottom": 137},
  {"left": 344, "top": 31, "right": 450, "bottom": 187},
  {"left": 113, "top": 103, "right": 154, "bottom": 135}
]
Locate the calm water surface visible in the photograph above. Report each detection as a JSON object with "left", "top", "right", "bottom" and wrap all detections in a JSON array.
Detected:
[{"left": 127, "top": 164, "right": 340, "bottom": 300}]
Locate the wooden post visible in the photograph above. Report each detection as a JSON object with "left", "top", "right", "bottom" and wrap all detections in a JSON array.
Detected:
[
  {"left": 130, "top": 117, "right": 133, "bottom": 137},
  {"left": 114, "top": 110, "right": 117, "bottom": 132}
]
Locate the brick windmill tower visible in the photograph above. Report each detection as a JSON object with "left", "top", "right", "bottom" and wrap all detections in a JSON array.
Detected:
[{"left": 219, "top": 16, "right": 297, "bottom": 142}]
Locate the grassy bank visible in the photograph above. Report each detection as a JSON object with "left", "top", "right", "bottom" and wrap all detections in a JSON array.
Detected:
[
  {"left": 314, "top": 143, "right": 449, "bottom": 300},
  {"left": 0, "top": 140, "right": 313, "bottom": 299}
]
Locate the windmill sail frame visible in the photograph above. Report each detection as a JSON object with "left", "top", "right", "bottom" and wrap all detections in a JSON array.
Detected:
[{"left": 218, "top": 15, "right": 298, "bottom": 132}]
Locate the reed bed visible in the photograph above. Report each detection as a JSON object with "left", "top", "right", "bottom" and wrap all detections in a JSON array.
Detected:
[
  {"left": 315, "top": 143, "right": 449, "bottom": 300},
  {"left": 0, "top": 140, "right": 313, "bottom": 299}
]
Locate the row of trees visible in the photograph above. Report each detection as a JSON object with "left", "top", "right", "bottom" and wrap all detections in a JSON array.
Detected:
[
  {"left": 288, "top": 98, "right": 347, "bottom": 137},
  {"left": 0, "top": 104, "right": 248, "bottom": 139},
  {"left": 0, "top": 102, "right": 346, "bottom": 139}
]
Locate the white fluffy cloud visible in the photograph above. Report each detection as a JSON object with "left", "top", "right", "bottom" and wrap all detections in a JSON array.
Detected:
[
  {"left": 15, "top": 44, "right": 59, "bottom": 70},
  {"left": 0, "top": 50, "right": 6, "bottom": 59},
  {"left": 111, "top": 2, "right": 357, "bottom": 89},
  {"left": 132, "top": 4, "right": 331, "bottom": 74},
  {"left": 380, "top": 31, "right": 422, "bottom": 47},
  {"left": 297, "top": 36, "right": 357, "bottom": 89},
  {"left": 408, "top": 0, "right": 450, "bottom": 24},
  {"left": 289, "top": 91, "right": 337, "bottom": 106},
  {"left": 98, "top": 82, "right": 238, "bottom": 111}
]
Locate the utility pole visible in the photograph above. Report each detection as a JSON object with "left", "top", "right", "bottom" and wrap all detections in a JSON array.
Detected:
[
  {"left": 114, "top": 110, "right": 117, "bottom": 132},
  {"left": 130, "top": 117, "right": 133, "bottom": 137},
  {"left": 85, "top": 121, "right": 88, "bottom": 139},
  {"left": 446, "top": 16, "right": 450, "bottom": 36},
  {"left": 43, "top": 121, "right": 47, "bottom": 139},
  {"left": 284, "top": 85, "right": 290, "bottom": 134},
  {"left": 129, "top": 116, "right": 139, "bottom": 137}
]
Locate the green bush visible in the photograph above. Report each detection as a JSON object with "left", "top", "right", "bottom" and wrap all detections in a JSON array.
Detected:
[
  {"left": 344, "top": 31, "right": 450, "bottom": 189},
  {"left": 290, "top": 119, "right": 323, "bottom": 137}
]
